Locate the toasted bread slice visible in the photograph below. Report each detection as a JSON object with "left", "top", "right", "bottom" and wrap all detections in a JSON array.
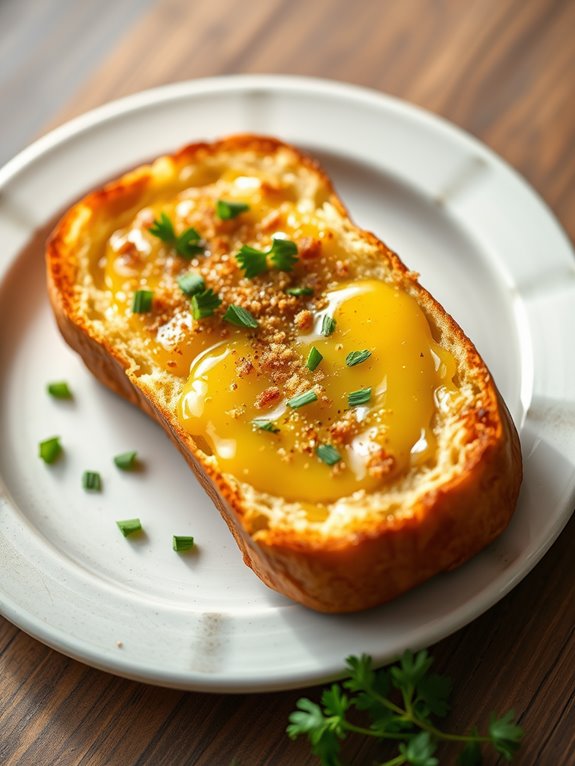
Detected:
[{"left": 46, "top": 135, "right": 522, "bottom": 613}]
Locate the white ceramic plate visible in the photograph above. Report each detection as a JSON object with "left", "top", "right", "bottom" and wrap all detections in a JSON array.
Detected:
[{"left": 1, "top": 76, "right": 575, "bottom": 693}]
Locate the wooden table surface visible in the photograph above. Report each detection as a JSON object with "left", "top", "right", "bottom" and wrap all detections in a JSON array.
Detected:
[{"left": 2, "top": 1, "right": 575, "bottom": 763}]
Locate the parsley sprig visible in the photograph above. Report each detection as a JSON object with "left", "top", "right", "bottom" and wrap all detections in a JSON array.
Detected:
[
  {"left": 236, "top": 237, "right": 299, "bottom": 278},
  {"left": 287, "top": 650, "right": 523, "bottom": 765},
  {"left": 149, "top": 212, "right": 204, "bottom": 259}
]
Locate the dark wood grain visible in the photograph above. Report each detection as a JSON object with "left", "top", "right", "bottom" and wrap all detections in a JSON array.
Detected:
[{"left": 1, "top": 0, "right": 575, "bottom": 764}]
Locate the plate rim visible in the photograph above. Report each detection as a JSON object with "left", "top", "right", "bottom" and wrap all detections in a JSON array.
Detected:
[{"left": 1, "top": 74, "right": 574, "bottom": 692}]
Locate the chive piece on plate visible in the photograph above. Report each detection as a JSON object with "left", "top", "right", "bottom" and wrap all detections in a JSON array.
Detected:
[
  {"left": 116, "top": 518, "right": 142, "bottom": 537},
  {"left": 113, "top": 451, "right": 138, "bottom": 471},
  {"left": 345, "top": 349, "right": 372, "bottom": 367},
  {"left": 82, "top": 470, "right": 102, "bottom": 492},
  {"left": 47, "top": 381, "right": 72, "bottom": 399},
  {"left": 190, "top": 288, "right": 222, "bottom": 319},
  {"left": 306, "top": 346, "right": 323, "bottom": 372},
  {"left": 39, "top": 436, "right": 62, "bottom": 464},
  {"left": 286, "top": 286, "right": 314, "bottom": 297},
  {"left": 287, "top": 389, "right": 318, "bottom": 409},
  {"left": 132, "top": 289, "right": 154, "bottom": 313},
  {"left": 172, "top": 535, "right": 195, "bottom": 552}
]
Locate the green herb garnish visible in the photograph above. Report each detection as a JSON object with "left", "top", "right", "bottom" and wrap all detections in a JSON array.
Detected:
[
  {"left": 82, "top": 471, "right": 102, "bottom": 492},
  {"left": 223, "top": 304, "right": 259, "bottom": 329},
  {"left": 47, "top": 381, "right": 72, "bottom": 399},
  {"left": 236, "top": 237, "right": 299, "bottom": 278},
  {"left": 321, "top": 315, "right": 336, "bottom": 336},
  {"left": 287, "top": 650, "right": 523, "bottom": 765},
  {"left": 116, "top": 518, "right": 142, "bottom": 537},
  {"left": 216, "top": 200, "right": 250, "bottom": 220},
  {"left": 113, "top": 451, "right": 138, "bottom": 471},
  {"left": 287, "top": 389, "right": 318, "bottom": 409},
  {"left": 345, "top": 349, "right": 372, "bottom": 367},
  {"left": 39, "top": 436, "right": 62, "bottom": 464},
  {"left": 316, "top": 444, "right": 341, "bottom": 466},
  {"left": 172, "top": 535, "right": 195, "bottom": 552},
  {"left": 348, "top": 387, "right": 372, "bottom": 407},
  {"left": 286, "top": 286, "right": 314, "bottom": 297},
  {"left": 191, "top": 288, "right": 222, "bottom": 319},
  {"left": 132, "top": 289, "right": 154, "bottom": 313},
  {"left": 177, "top": 272, "right": 205, "bottom": 296},
  {"left": 306, "top": 346, "right": 323, "bottom": 371},
  {"left": 252, "top": 419, "right": 280, "bottom": 433},
  {"left": 149, "top": 212, "right": 204, "bottom": 258}
]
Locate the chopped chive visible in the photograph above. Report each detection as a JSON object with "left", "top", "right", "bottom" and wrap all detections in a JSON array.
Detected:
[
  {"left": 306, "top": 346, "right": 323, "bottom": 371},
  {"left": 287, "top": 389, "right": 318, "bottom": 409},
  {"left": 47, "top": 381, "right": 72, "bottom": 399},
  {"left": 39, "top": 436, "right": 62, "bottom": 464},
  {"left": 216, "top": 200, "right": 250, "bottom": 220},
  {"left": 316, "top": 444, "right": 342, "bottom": 466},
  {"left": 223, "top": 304, "right": 259, "bottom": 329},
  {"left": 114, "top": 451, "right": 138, "bottom": 470},
  {"left": 286, "top": 286, "right": 314, "bottom": 297},
  {"left": 235, "top": 246, "right": 269, "bottom": 278},
  {"left": 82, "top": 471, "right": 102, "bottom": 492},
  {"left": 172, "top": 535, "right": 195, "bottom": 552},
  {"left": 132, "top": 289, "right": 154, "bottom": 313},
  {"left": 348, "top": 387, "right": 372, "bottom": 407},
  {"left": 321, "top": 315, "right": 336, "bottom": 336},
  {"left": 116, "top": 518, "right": 142, "bottom": 537},
  {"left": 191, "top": 288, "right": 222, "bottom": 319},
  {"left": 252, "top": 419, "right": 280, "bottom": 433},
  {"left": 346, "top": 349, "right": 372, "bottom": 367},
  {"left": 177, "top": 272, "right": 205, "bottom": 296}
]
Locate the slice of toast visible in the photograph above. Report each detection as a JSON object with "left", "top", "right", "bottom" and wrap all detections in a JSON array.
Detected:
[{"left": 46, "top": 135, "right": 522, "bottom": 613}]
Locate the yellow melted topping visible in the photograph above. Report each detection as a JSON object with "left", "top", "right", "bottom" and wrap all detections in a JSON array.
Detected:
[
  {"left": 177, "top": 279, "right": 457, "bottom": 503},
  {"left": 99, "top": 169, "right": 458, "bottom": 503}
]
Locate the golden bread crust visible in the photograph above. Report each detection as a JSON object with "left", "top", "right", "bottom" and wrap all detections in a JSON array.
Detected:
[{"left": 46, "top": 134, "right": 522, "bottom": 613}]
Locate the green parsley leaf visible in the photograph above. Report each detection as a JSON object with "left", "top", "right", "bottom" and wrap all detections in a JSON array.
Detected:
[
  {"left": 132, "top": 289, "right": 154, "bottom": 313},
  {"left": 47, "top": 381, "right": 72, "bottom": 399},
  {"left": 252, "top": 419, "right": 280, "bottom": 433},
  {"left": 172, "top": 535, "right": 195, "bottom": 552},
  {"left": 321, "top": 315, "right": 336, "bottom": 336},
  {"left": 316, "top": 444, "right": 342, "bottom": 466},
  {"left": 116, "top": 518, "right": 142, "bottom": 537},
  {"left": 235, "top": 237, "right": 298, "bottom": 278},
  {"left": 415, "top": 672, "right": 452, "bottom": 719},
  {"left": 399, "top": 731, "right": 438, "bottom": 766},
  {"left": 286, "top": 286, "right": 314, "bottom": 296},
  {"left": 457, "top": 734, "right": 482, "bottom": 766},
  {"left": 39, "top": 436, "right": 62, "bottom": 464},
  {"left": 177, "top": 272, "right": 205, "bottom": 296},
  {"left": 191, "top": 288, "right": 222, "bottom": 319},
  {"left": 287, "top": 698, "right": 343, "bottom": 765},
  {"left": 306, "top": 346, "right": 323, "bottom": 371},
  {"left": 268, "top": 237, "right": 299, "bottom": 271},
  {"left": 82, "top": 471, "right": 102, "bottom": 492},
  {"left": 223, "top": 304, "right": 259, "bottom": 329},
  {"left": 489, "top": 711, "right": 523, "bottom": 760},
  {"left": 149, "top": 212, "right": 204, "bottom": 259},
  {"left": 216, "top": 199, "right": 250, "bottom": 220},
  {"left": 348, "top": 387, "right": 371, "bottom": 407},
  {"left": 113, "top": 451, "right": 138, "bottom": 471},
  {"left": 345, "top": 349, "right": 372, "bottom": 367},
  {"left": 287, "top": 389, "right": 318, "bottom": 409}
]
